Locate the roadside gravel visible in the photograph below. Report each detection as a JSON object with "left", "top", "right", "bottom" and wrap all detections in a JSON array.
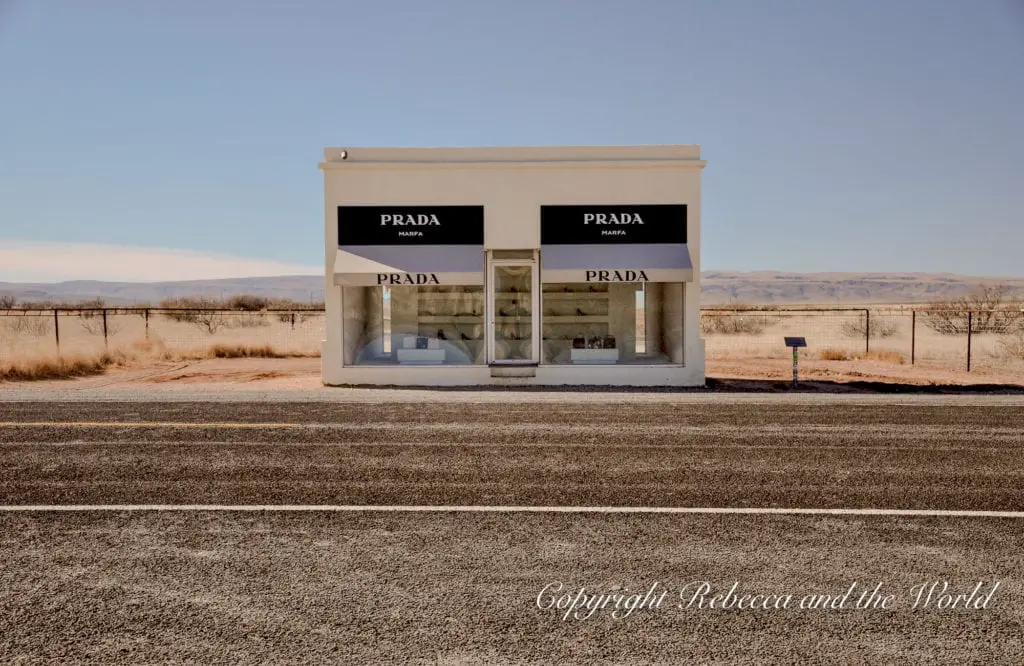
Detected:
[{"left": 0, "top": 512, "right": 1020, "bottom": 664}]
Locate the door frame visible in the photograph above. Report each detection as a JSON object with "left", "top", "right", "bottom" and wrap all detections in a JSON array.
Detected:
[{"left": 486, "top": 256, "right": 540, "bottom": 364}]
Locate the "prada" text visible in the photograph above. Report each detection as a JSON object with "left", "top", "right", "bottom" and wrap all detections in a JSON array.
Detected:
[
  {"left": 376, "top": 273, "right": 441, "bottom": 285},
  {"left": 583, "top": 213, "right": 644, "bottom": 225},
  {"left": 380, "top": 214, "right": 441, "bottom": 226},
  {"left": 585, "top": 270, "right": 649, "bottom": 282}
]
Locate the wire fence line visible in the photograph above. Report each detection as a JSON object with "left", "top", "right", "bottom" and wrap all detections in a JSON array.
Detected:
[
  {"left": 0, "top": 308, "right": 325, "bottom": 362},
  {"left": 700, "top": 307, "right": 1024, "bottom": 374},
  {"left": 1, "top": 306, "right": 1023, "bottom": 375}
]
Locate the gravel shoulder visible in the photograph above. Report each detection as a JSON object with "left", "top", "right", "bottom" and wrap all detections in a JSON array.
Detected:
[{"left": 1, "top": 512, "right": 1020, "bottom": 664}]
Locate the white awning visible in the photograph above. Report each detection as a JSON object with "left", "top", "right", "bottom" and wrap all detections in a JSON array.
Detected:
[
  {"left": 333, "top": 245, "right": 484, "bottom": 286},
  {"left": 541, "top": 243, "right": 694, "bottom": 283}
]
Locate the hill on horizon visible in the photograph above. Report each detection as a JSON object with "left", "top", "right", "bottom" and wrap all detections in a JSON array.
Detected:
[{"left": 1, "top": 272, "right": 1023, "bottom": 307}]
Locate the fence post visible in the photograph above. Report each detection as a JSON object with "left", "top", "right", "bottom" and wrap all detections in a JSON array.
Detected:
[
  {"left": 967, "top": 311, "right": 973, "bottom": 372},
  {"left": 911, "top": 311, "right": 916, "bottom": 365},
  {"left": 102, "top": 309, "right": 108, "bottom": 348},
  {"left": 53, "top": 309, "right": 60, "bottom": 354},
  {"left": 145, "top": 309, "right": 150, "bottom": 339},
  {"left": 291, "top": 312, "right": 296, "bottom": 330},
  {"left": 864, "top": 309, "right": 871, "bottom": 354}
]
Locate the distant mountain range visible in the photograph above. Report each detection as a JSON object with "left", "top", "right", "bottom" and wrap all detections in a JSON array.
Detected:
[{"left": 1, "top": 272, "right": 1022, "bottom": 306}]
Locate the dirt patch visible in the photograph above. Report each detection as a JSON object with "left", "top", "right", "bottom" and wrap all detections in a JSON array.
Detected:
[
  {"left": 3, "top": 356, "right": 1021, "bottom": 393},
  {"left": 708, "top": 358, "right": 1023, "bottom": 387}
]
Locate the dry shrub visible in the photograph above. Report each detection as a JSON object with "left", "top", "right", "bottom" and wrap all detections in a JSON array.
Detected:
[
  {"left": 158, "top": 299, "right": 224, "bottom": 333},
  {"left": 1, "top": 315, "right": 52, "bottom": 337},
  {"left": 841, "top": 316, "right": 898, "bottom": 339},
  {"left": 0, "top": 350, "right": 129, "bottom": 382},
  {"left": 701, "top": 310, "right": 780, "bottom": 335},
  {"left": 223, "top": 313, "right": 269, "bottom": 329},
  {"left": 227, "top": 295, "right": 269, "bottom": 311},
  {"left": 922, "top": 285, "right": 1023, "bottom": 335},
  {"left": 208, "top": 344, "right": 286, "bottom": 358},
  {"left": 817, "top": 348, "right": 906, "bottom": 364},
  {"left": 0, "top": 295, "right": 15, "bottom": 308},
  {"left": 77, "top": 311, "right": 123, "bottom": 337},
  {"left": 996, "top": 332, "right": 1024, "bottom": 361}
]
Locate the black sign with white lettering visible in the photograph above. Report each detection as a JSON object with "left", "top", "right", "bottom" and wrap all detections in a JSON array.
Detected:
[
  {"left": 339, "top": 206, "right": 484, "bottom": 245},
  {"left": 541, "top": 205, "right": 687, "bottom": 244}
]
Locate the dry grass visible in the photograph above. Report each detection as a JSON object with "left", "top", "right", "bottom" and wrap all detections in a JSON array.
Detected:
[
  {"left": 0, "top": 350, "right": 130, "bottom": 382},
  {"left": 857, "top": 349, "right": 907, "bottom": 364},
  {"left": 1, "top": 341, "right": 317, "bottom": 382},
  {"left": 816, "top": 348, "right": 906, "bottom": 364},
  {"left": 208, "top": 344, "right": 286, "bottom": 359}
]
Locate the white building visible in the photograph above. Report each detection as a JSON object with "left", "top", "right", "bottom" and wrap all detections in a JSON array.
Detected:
[{"left": 320, "top": 145, "right": 705, "bottom": 386}]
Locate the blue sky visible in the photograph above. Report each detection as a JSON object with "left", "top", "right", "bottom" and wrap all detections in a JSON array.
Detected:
[{"left": 1, "top": 0, "right": 1022, "bottom": 281}]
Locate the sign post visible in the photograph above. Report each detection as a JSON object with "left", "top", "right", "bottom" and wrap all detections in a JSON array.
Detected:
[{"left": 784, "top": 337, "right": 807, "bottom": 387}]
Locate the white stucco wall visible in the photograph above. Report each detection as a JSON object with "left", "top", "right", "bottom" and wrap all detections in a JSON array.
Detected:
[{"left": 321, "top": 145, "right": 705, "bottom": 386}]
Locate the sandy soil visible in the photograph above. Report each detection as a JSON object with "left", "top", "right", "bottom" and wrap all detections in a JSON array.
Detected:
[{"left": 2, "top": 355, "right": 1020, "bottom": 393}]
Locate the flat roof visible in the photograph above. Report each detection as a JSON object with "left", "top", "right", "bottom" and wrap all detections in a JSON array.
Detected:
[{"left": 321, "top": 144, "right": 702, "bottom": 166}]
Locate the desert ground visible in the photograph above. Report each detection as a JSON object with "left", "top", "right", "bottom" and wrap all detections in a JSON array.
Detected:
[
  {"left": 1, "top": 396, "right": 1022, "bottom": 663},
  {"left": 3, "top": 307, "right": 1023, "bottom": 387}
]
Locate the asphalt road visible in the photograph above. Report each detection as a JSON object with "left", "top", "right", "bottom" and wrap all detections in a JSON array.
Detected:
[
  {"left": 1, "top": 400, "right": 1021, "bottom": 509},
  {"left": 1, "top": 396, "right": 1022, "bottom": 663}
]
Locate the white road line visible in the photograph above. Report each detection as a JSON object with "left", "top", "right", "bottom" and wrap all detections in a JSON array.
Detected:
[{"left": 0, "top": 505, "right": 1021, "bottom": 518}]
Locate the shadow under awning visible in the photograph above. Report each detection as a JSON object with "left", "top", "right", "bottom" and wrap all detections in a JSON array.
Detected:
[
  {"left": 541, "top": 243, "right": 694, "bottom": 282},
  {"left": 333, "top": 245, "right": 485, "bottom": 286}
]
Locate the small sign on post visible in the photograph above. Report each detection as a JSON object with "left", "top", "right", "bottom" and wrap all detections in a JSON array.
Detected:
[{"left": 785, "top": 337, "right": 807, "bottom": 387}]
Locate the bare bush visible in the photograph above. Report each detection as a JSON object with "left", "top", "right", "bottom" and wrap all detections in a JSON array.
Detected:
[
  {"left": 223, "top": 313, "right": 269, "bottom": 329},
  {"left": 0, "top": 295, "right": 15, "bottom": 309},
  {"left": 1, "top": 315, "right": 52, "bottom": 337},
  {"left": 159, "top": 298, "right": 224, "bottom": 333},
  {"left": 75, "top": 304, "right": 122, "bottom": 337},
  {"left": 841, "top": 316, "right": 898, "bottom": 339},
  {"left": 996, "top": 331, "right": 1024, "bottom": 361},
  {"left": 701, "top": 310, "right": 780, "bottom": 335},
  {"left": 228, "top": 295, "right": 269, "bottom": 311},
  {"left": 922, "top": 286, "right": 1024, "bottom": 335}
]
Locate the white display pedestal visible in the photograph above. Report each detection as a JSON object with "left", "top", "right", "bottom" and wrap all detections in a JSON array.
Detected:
[
  {"left": 397, "top": 349, "right": 446, "bottom": 364},
  {"left": 570, "top": 348, "right": 620, "bottom": 364}
]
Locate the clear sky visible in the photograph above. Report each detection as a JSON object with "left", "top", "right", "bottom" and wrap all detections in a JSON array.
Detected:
[{"left": 1, "top": 0, "right": 1022, "bottom": 282}]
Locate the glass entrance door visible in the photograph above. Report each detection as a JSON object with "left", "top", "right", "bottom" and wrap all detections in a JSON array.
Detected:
[{"left": 489, "top": 261, "right": 538, "bottom": 363}]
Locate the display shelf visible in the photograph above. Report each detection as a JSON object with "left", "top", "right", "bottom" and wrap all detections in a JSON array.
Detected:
[
  {"left": 540, "top": 316, "right": 608, "bottom": 324},
  {"left": 416, "top": 315, "right": 484, "bottom": 323},
  {"left": 417, "top": 294, "right": 484, "bottom": 300},
  {"left": 540, "top": 292, "right": 610, "bottom": 300}
]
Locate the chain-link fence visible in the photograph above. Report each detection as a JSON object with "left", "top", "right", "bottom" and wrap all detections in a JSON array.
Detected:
[
  {"left": 0, "top": 309, "right": 324, "bottom": 362},
  {"left": 2, "top": 307, "right": 1023, "bottom": 378}
]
